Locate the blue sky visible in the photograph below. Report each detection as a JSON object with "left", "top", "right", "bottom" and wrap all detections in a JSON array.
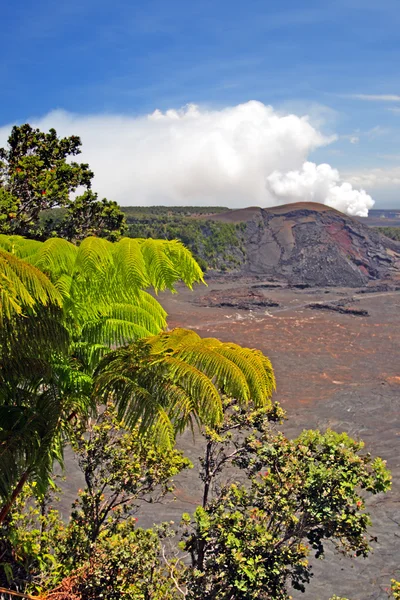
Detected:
[{"left": 1, "top": 0, "right": 400, "bottom": 207}]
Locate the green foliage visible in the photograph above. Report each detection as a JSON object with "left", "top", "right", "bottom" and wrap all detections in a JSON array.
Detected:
[
  {"left": 181, "top": 401, "right": 391, "bottom": 600},
  {"left": 0, "top": 408, "right": 190, "bottom": 597},
  {"left": 391, "top": 580, "right": 400, "bottom": 599},
  {"left": 0, "top": 484, "right": 65, "bottom": 589},
  {"left": 0, "top": 400, "right": 391, "bottom": 600},
  {"left": 45, "top": 190, "right": 127, "bottom": 242},
  {"left": 0, "top": 125, "right": 92, "bottom": 236},
  {"left": 0, "top": 124, "right": 126, "bottom": 242},
  {"left": 0, "top": 235, "right": 204, "bottom": 518},
  {"left": 123, "top": 206, "right": 229, "bottom": 217},
  {"left": 0, "top": 331, "right": 93, "bottom": 516},
  {"left": 0, "top": 235, "right": 204, "bottom": 334},
  {"left": 66, "top": 522, "right": 183, "bottom": 600},
  {"left": 0, "top": 246, "right": 62, "bottom": 323},
  {"left": 0, "top": 188, "right": 19, "bottom": 234},
  {"left": 0, "top": 246, "right": 73, "bottom": 506},
  {"left": 94, "top": 328, "right": 276, "bottom": 446},
  {"left": 0, "top": 247, "right": 76, "bottom": 512},
  {"left": 376, "top": 226, "right": 400, "bottom": 241},
  {"left": 124, "top": 207, "right": 247, "bottom": 271},
  {"left": 62, "top": 406, "right": 191, "bottom": 564}
]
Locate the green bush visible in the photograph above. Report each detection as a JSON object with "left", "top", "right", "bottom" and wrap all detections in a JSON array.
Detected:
[{"left": 125, "top": 210, "right": 247, "bottom": 271}]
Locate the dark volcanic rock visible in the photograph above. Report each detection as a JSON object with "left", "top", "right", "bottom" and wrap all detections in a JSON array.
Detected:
[
  {"left": 355, "top": 283, "right": 397, "bottom": 294},
  {"left": 307, "top": 302, "right": 369, "bottom": 316},
  {"left": 251, "top": 282, "right": 285, "bottom": 289},
  {"left": 209, "top": 202, "right": 400, "bottom": 287},
  {"left": 195, "top": 288, "right": 280, "bottom": 310}
]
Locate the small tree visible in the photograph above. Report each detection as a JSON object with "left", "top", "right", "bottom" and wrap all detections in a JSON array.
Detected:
[
  {"left": 54, "top": 191, "right": 126, "bottom": 242},
  {"left": 0, "top": 124, "right": 126, "bottom": 240},
  {"left": 61, "top": 405, "right": 191, "bottom": 566},
  {"left": 0, "top": 188, "right": 20, "bottom": 234},
  {"left": 0, "top": 125, "right": 92, "bottom": 235},
  {"left": 181, "top": 400, "right": 391, "bottom": 600},
  {"left": 1, "top": 406, "right": 191, "bottom": 596}
]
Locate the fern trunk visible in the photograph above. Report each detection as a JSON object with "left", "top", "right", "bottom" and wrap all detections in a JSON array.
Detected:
[{"left": 0, "top": 470, "right": 30, "bottom": 524}]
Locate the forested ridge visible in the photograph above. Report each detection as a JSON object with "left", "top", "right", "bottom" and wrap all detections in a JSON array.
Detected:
[
  {"left": 376, "top": 226, "right": 400, "bottom": 241},
  {"left": 123, "top": 206, "right": 247, "bottom": 270}
]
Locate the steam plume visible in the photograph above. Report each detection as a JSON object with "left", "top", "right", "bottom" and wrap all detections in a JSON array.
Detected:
[{"left": 0, "top": 101, "right": 374, "bottom": 216}]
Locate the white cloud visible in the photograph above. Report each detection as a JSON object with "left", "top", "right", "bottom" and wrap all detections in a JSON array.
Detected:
[
  {"left": 378, "top": 153, "right": 400, "bottom": 161},
  {"left": 0, "top": 101, "right": 375, "bottom": 216},
  {"left": 365, "top": 125, "right": 390, "bottom": 138},
  {"left": 348, "top": 94, "right": 400, "bottom": 102},
  {"left": 345, "top": 167, "right": 400, "bottom": 189},
  {"left": 341, "top": 133, "right": 359, "bottom": 144},
  {"left": 267, "top": 162, "right": 374, "bottom": 217}
]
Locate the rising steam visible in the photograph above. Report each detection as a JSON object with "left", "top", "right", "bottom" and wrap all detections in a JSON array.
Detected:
[{"left": 0, "top": 101, "right": 374, "bottom": 216}]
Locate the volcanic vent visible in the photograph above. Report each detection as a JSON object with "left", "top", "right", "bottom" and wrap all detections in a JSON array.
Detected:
[{"left": 209, "top": 202, "right": 400, "bottom": 287}]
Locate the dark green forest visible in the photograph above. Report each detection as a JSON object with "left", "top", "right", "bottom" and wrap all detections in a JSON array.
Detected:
[{"left": 123, "top": 206, "right": 246, "bottom": 271}]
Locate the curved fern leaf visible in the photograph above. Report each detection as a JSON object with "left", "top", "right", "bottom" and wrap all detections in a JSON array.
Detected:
[
  {"left": 95, "top": 328, "right": 276, "bottom": 446},
  {"left": 0, "top": 249, "right": 62, "bottom": 323},
  {"left": 29, "top": 237, "right": 78, "bottom": 278},
  {"left": 82, "top": 318, "right": 152, "bottom": 348},
  {"left": 106, "top": 303, "right": 166, "bottom": 335}
]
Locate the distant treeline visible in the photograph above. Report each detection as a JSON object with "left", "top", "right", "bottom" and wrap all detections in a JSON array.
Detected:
[
  {"left": 123, "top": 206, "right": 246, "bottom": 271},
  {"left": 122, "top": 206, "right": 229, "bottom": 217},
  {"left": 375, "top": 226, "right": 400, "bottom": 241}
]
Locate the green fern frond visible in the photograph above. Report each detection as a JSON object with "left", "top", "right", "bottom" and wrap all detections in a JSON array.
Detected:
[
  {"left": 149, "top": 405, "right": 176, "bottom": 448},
  {"left": 74, "top": 237, "right": 114, "bottom": 277},
  {"left": 95, "top": 328, "right": 276, "bottom": 446},
  {"left": 0, "top": 249, "right": 62, "bottom": 323},
  {"left": 0, "top": 392, "right": 63, "bottom": 500},
  {"left": 73, "top": 342, "right": 111, "bottom": 373},
  {"left": 82, "top": 318, "right": 152, "bottom": 347},
  {"left": 29, "top": 237, "right": 78, "bottom": 277},
  {"left": 159, "top": 382, "right": 197, "bottom": 429},
  {"left": 112, "top": 237, "right": 150, "bottom": 290},
  {"left": 106, "top": 303, "right": 166, "bottom": 335},
  {"left": 54, "top": 273, "right": 73, "bottom": 300},
  {"left": 151, "top": 356, "right": 223, "bottom": 425},
  {"left": 162, "top": 239, "right": 205, "bottom": 289},
  {"left": 1, "top": 235, "right": 204, "bottom": 333},
  {"left": 146, "top": 327, "right": 201, "bottom": 353},
  {"left": 139, "top": 238, "right": 180, "bottom": 293},
  {"left": 0, "top": 235, "right": 43, "bottom": 258},
  {"left": 136, "top": 290, "right": 168, "bottom": 322},
  {"left": 146, "top": 329, "right": 275, "bottom": 407},
  {"left": 216, "top": 343, "right": 276, "bottom": 405}
]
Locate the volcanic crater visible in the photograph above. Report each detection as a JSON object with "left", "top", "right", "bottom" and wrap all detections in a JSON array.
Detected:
[{"left": 208, "top": 202, "right": 400, "bottom": 286}]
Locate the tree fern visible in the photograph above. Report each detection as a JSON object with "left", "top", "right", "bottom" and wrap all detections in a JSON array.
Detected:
[
  {"left": 0, "top": 235, "right": 205, "bottom": 513},
  {"left": 0, "top": 235, "right": 204, "bottom": 347},
  {"left": 0, "top": 234, "right": 277, "bottom": 518},
  {"left": 82, "top": 318, "right": 153, "bottom": 348},
  {"left": 0, "top": 350, "right": 94, "bottom": 514},
  {"left": 0, "top": 248, "right": 62, "bottom": 323},
  {"left": 94, "top": 329, "right": 276, "bottom": 447}
]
